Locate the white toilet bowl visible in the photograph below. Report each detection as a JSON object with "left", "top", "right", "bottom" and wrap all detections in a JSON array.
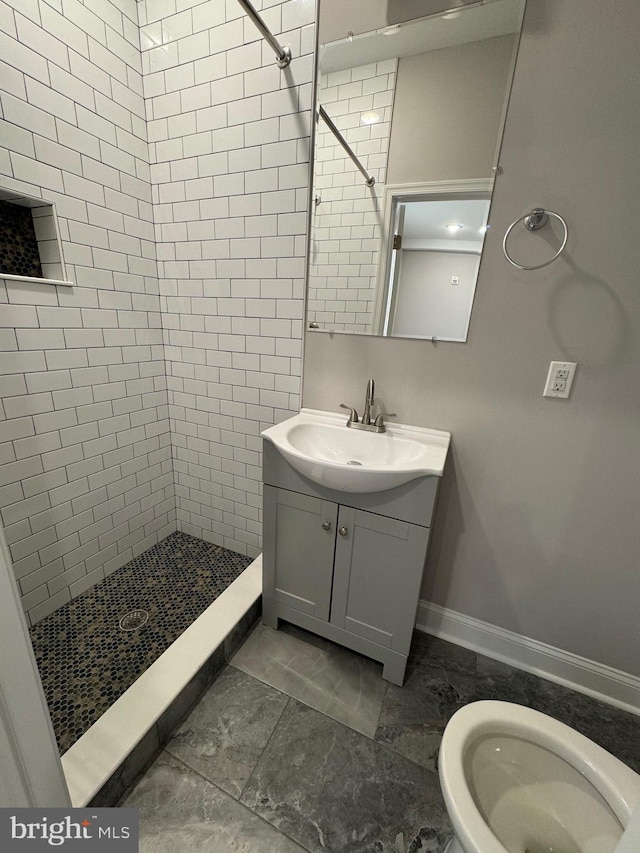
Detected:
[{"left": 439, "top": 700, "right": 640, "bottom": 853}]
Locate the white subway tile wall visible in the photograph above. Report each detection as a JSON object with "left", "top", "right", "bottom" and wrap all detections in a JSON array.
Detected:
[
  {"left": 0, "top": 0, "right": 312, "bottom": 622},
  {"left": 308, "top": 60, "right": 396, "bottom": 333},
  {"left": 141, "top": 0, "right": 313, "bottom": 556}
]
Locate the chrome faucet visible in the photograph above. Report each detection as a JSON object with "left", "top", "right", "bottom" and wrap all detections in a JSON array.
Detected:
[{"left": 340, "top": 378, "right": 396, "bottom": 433}]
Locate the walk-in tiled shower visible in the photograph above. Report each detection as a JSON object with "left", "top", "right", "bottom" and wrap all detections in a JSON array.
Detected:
[{"left": 0, "top": 0, "right": 312, "bottom": 626}]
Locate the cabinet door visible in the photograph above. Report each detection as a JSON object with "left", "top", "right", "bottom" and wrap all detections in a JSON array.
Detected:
[
  {"left": 330, "top": 507, "right": 429, "bottom": 651},
  {"left": 264, "top": 486, "right": 338, "bottom": 621}
]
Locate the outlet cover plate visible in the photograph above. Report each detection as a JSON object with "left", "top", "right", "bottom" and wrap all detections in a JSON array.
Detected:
[{"left": 543, "top": 361, "right": 577, "bottom": 399}]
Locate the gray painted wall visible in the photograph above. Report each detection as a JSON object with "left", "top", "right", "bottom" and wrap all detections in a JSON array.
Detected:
[
  {"left": 390, "top": 250, "right": 479, "bottom": 339},
  {"left": 387, "top": 35, "right": 516, "bottom": 185},
  {"left": 303, "top": 0, "right": 640, "bottom": 677}
]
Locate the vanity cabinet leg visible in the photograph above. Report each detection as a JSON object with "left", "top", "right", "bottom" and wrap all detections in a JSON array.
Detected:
[
  {"left": 382, "top": 655, "right": 408, "bottom": 687},
  {"left": 262, "top": 596, "right": 280, "bottom": 630}
]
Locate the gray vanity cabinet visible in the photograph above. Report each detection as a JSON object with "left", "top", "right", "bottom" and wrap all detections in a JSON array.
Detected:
[
  {"left": 263, "top": 487, "right": 337, "bottom": 621},
  {"left": 262, "top": 442, "right": 440, "bottom": 686},
  {"left": 330, "top": 507, "right": 429, "bottom": 651}
]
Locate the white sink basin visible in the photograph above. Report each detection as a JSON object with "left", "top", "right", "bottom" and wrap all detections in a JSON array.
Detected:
[{"left": 262, "top": 408, "right": 451, "bottom": 493}]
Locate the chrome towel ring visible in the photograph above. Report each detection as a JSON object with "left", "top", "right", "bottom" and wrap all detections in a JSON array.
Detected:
[{"left": 502, "top": 208, "right": 568, "bottom": 270}]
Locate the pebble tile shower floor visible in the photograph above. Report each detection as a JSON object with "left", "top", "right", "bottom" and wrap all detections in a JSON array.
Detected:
[{"left": 29, "top": 532, "right": 251, "bottom": 755}]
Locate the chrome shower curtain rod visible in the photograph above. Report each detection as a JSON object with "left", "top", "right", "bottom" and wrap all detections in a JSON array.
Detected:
[
  {"left": 318, "top": 106, "right": 376, "bottom": 187},
  {"left": 235, "top": 0, "right": 292, "bottom": 68}
]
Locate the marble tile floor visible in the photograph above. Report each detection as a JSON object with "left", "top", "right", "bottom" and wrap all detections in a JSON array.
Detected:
[{"left": 121, "top": 621, "right": 640, "bottom": 853}]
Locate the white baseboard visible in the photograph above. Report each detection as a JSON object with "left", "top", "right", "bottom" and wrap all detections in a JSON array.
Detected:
[{"left": 416, "top": 600, "right": 640, "bottom": 717}]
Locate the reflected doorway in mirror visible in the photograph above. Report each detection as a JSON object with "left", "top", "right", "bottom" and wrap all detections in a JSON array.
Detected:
[{"left": 374, "top": 180, "right": 492, "bottom": 341}]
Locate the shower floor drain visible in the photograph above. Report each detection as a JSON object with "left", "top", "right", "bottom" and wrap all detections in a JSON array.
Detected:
[{"left": 119, "top": 609, "right": 149, "bottom": 632}]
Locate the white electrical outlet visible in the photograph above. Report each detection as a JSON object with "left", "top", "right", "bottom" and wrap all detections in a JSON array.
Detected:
[{"left": 543, "top": 361, "right": 577, "bottom": 399}]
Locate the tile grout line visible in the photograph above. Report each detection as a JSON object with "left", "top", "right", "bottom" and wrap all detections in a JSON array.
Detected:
[
  {"left": 230, "top": 658, "right": 438, "bottom": 775},
  {"left": 153, "top": 707, "right": 313, "bottom": 853},
  {"left": 228, "top": 625, "right": 389, "bottom": 738}
]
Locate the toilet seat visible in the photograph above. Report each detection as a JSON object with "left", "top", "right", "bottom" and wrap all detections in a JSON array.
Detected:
[{"left": 439, "top": 701, "right": 640, "bottom": 853}]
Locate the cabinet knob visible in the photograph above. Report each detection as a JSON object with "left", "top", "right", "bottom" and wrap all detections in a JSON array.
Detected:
[
  {"left": 321, "top": 521, "right": 332, "bottom": 531},
  {"left": 338, "top": 526, "right": 348, "bottom": 537}
]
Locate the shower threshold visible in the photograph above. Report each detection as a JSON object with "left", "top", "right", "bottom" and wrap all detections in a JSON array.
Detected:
[{"left": 61, "top": 555, "right": 261, "bottom": 806}]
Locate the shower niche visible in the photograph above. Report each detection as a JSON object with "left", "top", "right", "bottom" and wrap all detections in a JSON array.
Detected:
[{"left": 0, "top": 188, "right": 72, "bottom": 286}]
